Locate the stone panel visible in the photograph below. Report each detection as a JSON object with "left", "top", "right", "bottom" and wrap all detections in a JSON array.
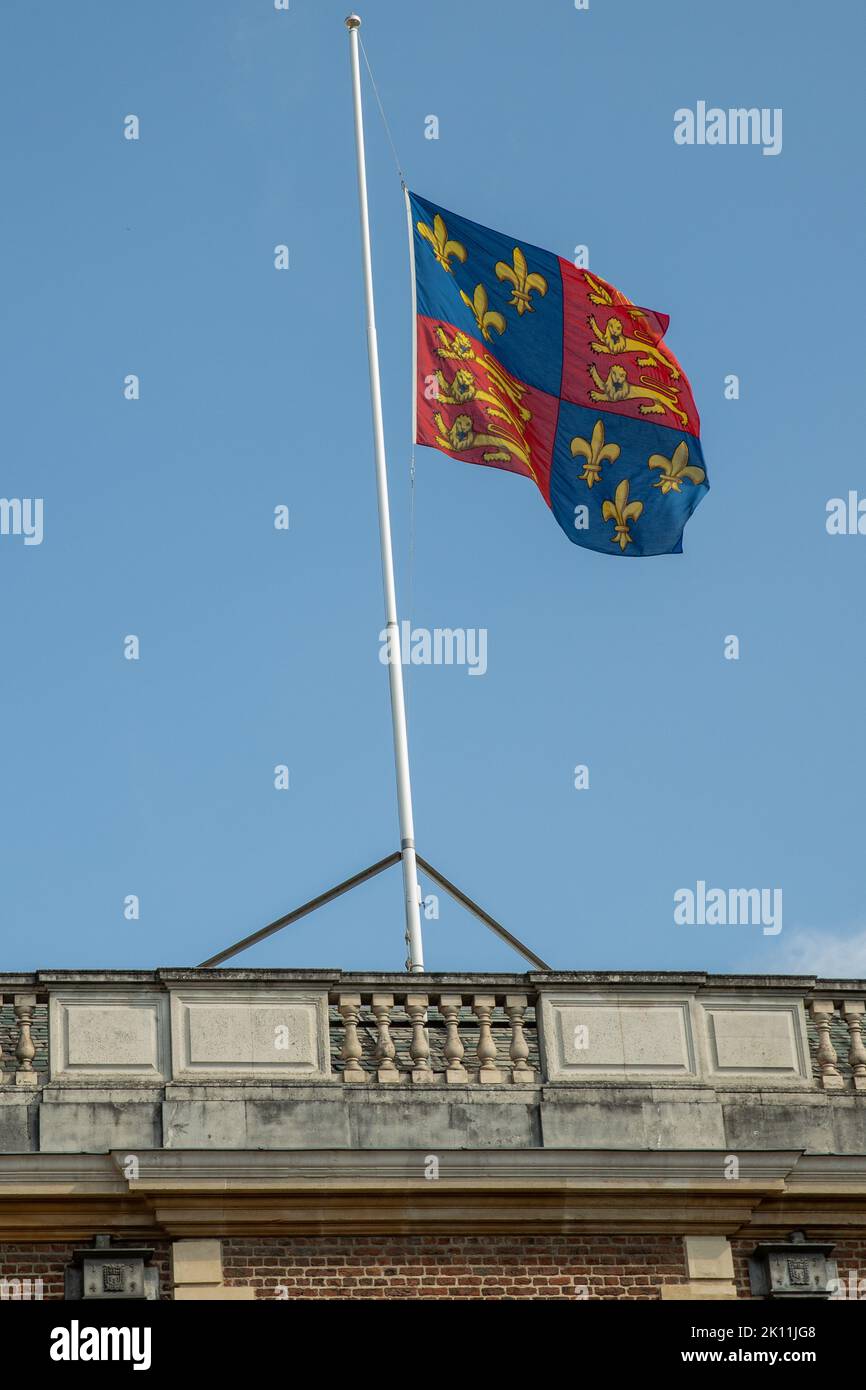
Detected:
[
  {"left": 702, "top": 999, "right": 809, "bottom": 1080},
  {"left": 49, "top": 993, "right": 168, "bottom": 1082},
  {"left": 539, "top": 994, "right": 696, "bottom": 1080},
  {"left": 169, "top": 990, "right": 330, "bottom": 1082}
]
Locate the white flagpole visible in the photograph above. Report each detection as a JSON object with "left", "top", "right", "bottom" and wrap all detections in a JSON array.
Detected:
[{"left": 345, "top": 14, "right": 425, "bottom": 973}]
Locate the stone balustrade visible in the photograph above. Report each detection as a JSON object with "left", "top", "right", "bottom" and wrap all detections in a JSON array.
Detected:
[
  {"left": 0, "top": 973, "right": 866, "bottom": 1160},
  {"left": 0, "top": 993, "right": 44, "bottom": 1087},
  {"left": 1, "top": 973, "right": 866, "bottom": 1094},
  {"left": 1, "top": 971, "right": 865, "bottom": 1284},
  {"left": 808, "top": 998, "right": 866, "bottom": 1090},
  {"left": 331, "top": 990, "right": 536, "bottom": 1084}
]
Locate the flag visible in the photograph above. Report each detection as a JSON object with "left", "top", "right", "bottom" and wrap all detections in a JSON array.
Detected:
[{"left": 409, "top": 192, "right": 709, "bottom": 557}]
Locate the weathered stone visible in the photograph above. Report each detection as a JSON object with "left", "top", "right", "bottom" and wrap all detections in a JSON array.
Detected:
[
  {"left": 171, "top": 1239, "right": 222, "bottom": 1285},
  {"left": 0, "top": 1094, "right": 36, "bottom": 1151},
  {"left": 49, "top": 992, "right": 168, "bottom": 1083},
  {"left": 170, "top": 989, "right": 330, "bottom": 1082},
  {"left": 39, "top": 1094, "right": 162, "bottom": 1153}
]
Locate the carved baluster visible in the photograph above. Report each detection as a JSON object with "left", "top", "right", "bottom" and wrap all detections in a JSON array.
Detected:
[
  {"left": 14, "top": 996, "right": 37, "bottom": 1088},
  {"left": 372, "top": 994, "right": 399, "bottom": 1083},
  {"left": 810, "top": 1000, "right": 843, "bottom": 1090},
  {"left": 472, "top": 995, "right": 503, "bottom": 1083},
  {"left": 505, "top": 994, "right": 533, "bottom": 1083},
  {"left": 842, "top": 1002, "right": 866, "bottom": 1091},
  {"left": 406, "top": 994, "right": 433, "bottom": 1083},
  {"left": 439, "top": 994, "right": 468, "bottom": 1083},
  {"left": 338, "top": 993, "right": 365, "bottom": 1083}
]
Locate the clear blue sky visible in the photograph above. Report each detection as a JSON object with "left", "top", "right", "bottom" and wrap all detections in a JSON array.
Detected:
[{"left": 1, "top": 0, "right": 864, "bottom": 975}]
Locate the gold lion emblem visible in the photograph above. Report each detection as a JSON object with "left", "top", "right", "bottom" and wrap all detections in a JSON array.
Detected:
[
  {"left": 588, "top": 315, "right": 680, "bottom": 380},
  {"left": 588, "top": 364, "right": 688, "bottom": 427}
]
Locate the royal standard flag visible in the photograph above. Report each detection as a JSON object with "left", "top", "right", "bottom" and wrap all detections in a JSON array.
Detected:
[{"left": 409, "top": 192, "right": 709, "bottom": 556}]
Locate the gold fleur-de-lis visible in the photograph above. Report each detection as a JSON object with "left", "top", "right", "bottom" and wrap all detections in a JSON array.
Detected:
[
  {"left": 416, "top": 214, "right": 467, "bottom": 273},
  {"left": 494, "top": 247, "right": 548, "bottom": 315},
  {"left": 570, "top": 419, "right": 621, "bottom": 488},
  {"left": 460, "top": 284, "right": 506, "bottom": 342},
  {"left": 602, "top": 478, "right": 644, "bottom": 551},
  {"left": 648, "top": 440, "right": 706, "bottom": 494}
]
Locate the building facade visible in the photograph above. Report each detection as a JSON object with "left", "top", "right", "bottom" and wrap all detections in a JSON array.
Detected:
[{"left": 1, "top": 969, "right": 864, "bottom": 1300}]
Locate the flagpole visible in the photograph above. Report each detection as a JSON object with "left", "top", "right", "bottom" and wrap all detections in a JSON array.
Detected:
[{"left": 344, "top": 13, "right": 425, "bottom": 973}]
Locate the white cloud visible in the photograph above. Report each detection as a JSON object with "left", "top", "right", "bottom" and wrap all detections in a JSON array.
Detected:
[{"left": 772, "top": 927, "right": 866, "bottom": 978}]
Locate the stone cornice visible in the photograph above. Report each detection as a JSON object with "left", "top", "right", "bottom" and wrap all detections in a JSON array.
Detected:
[
  {"left": 1, "top": 968, "right": 864, "bottom": 992},
  {"left": 0, "top": 1148, "right": 864, "bottom": 1239}
]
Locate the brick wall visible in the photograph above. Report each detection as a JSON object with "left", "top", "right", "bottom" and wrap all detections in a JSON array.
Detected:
[
  {"left": 222, "top": 1234, "right": 689, "bottom": 1299},
  {"left": 6, "top": 1234, "right": 865, "bottom": 1300},
  {"left": 733, "top": 1237, "right": 866, "bottom": 1300},
  {"left": 0, "top": 1241, "right": 173, "bottom": 1301}
]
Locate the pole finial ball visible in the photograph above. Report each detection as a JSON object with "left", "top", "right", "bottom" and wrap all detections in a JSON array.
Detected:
[{"left": 345, "top": 14, "right": 362, "bottom": 28}]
